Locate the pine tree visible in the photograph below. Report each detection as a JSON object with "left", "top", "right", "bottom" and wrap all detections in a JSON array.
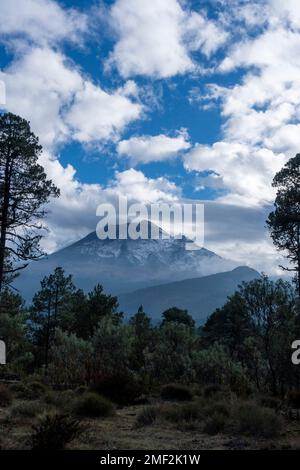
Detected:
[
  {"left": 0, "top": 288, "right": 28, "bottom": 365},
  {"left": 161, "top": 307, "right": 195, "bottom": 328},
  {"left": 267, "top": 154, "right": 300, "bottom": 294},
  {"left": 73, "top": 284, "right": 121, "bottom": 339},
  {"left": 0, "top": 113, "right": 59, "bottom": 291},
  {"left": 129, "top": 306, "right": 153, "bottom": 370},
  {"left": 29, "top": 267, "right": 75, "bottom": 370}
]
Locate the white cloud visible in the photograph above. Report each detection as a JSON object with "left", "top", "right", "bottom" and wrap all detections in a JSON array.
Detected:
[
  {"left": 1, "top": 48, "right": 81, "bottom": 148},
  {"left": 65, "top": 81, "right": 142, "bottom": 144},
  {"left": 106, "top": 168, "right": 180, "bottom": 204},
  {"left": 39, "top": 151, "right": 104, "bottom": 252},
  {"left": 40, "top": 163, "right": 181, "bottom": 252},
  {"left": 0, "top": 0, "right": 87, "bottom": 46},
  {"left": 184, "top": 10, "right": 228, "bottom": 57},
  {"left": 0, "top": 45, "right": 143, "bottom": 252},
  {"left": 106, "top": 0, "right": 227, "bottom": 78},
  {"left": 184, "top": 142, "right": 286, "bottom": 206},
  {"left": 271, "top": 0, "right": 300, "bottom": 29},
  {"left": 203, "top": 201, "right": 285, "bottom": 275},
  {"left": 1, "top": 47, "right": 142, "bottom": 149},
  {"left": 117, "top": 131, "right": 190, "bottom": 165},
  {"left": 184, "top": 2, "right": 300, "bottom": 206}
]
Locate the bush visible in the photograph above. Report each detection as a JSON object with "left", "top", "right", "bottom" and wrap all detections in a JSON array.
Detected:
[
  {"left": 10, "top": 382, "right": 28, "bottom": 395},
  {"left": 31, "top": 412, "right": 82, "bottom": 450},
  {"left": 161, "top": 384, "right": 193, "bottom": 402},
  {"left": 205, "top": 401, "right": 231, "bottom": 418},
  {"left": 0, "top": 384, "right": 12, "bottom": 407},
  {"left": 27, "top": 381, "right": 47, "bottom": 396},
  {"left": 44, "top": 391, "right": 57, "bottom": 406},
  {"left": 236, "top": 403, "right": 283, "bottom": 438},
  {"left": 287, "top": 390, "right": 300, "bottom": 409},
  {"left": 44, "top": 390, "right": 75, "bottom": 410},
  {"left": 92, "top": 373, "right": 143, "bottom": 405},
  {"left": 203, "top": 412, "right": 226, "bottom": 435},
  {"left": 11, "top": 381, "right": 47, "bottom": 400},
  {"left": 260, "top": 396, "right": 281, "bottom": 410},
  {"left": 136, "top": 406, "right": 157, "bottom": 427},
  {"left": 74, "top": 392, "right": 114, "bottom": 418},
  {"left": 162, "top": 402, "right": 201, "bottom": 423},
  {"left": 10, "top": 401, "right": 45, "bottom": 418},
  {"left": 203, "top": 384, "right": 222, "bottom": 399},
  {"left": 75, "top": 385, "right": 87, "bottom": 395}
]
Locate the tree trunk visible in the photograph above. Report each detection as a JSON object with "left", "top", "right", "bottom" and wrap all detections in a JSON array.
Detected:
[
  {"left": 297, "top": 222, "right": 300, "bottom": 298},
  {"left": 44, "top": 298, "right": 52, "bottom": 374},
  {"left": 0, "top": 154, "right": 11, "bottom": 293}
]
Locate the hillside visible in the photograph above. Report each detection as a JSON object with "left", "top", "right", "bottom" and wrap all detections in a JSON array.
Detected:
[
  {"left": 13, "top": 222, "right": 237, "bottom": 301},
  {"left": 118, "top": 266, "right": 260, "bottom": 324}
]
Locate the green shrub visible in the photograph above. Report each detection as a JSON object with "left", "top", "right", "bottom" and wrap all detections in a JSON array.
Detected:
[
  {"left": 92, "top": 373, "right": 143, "bottom": 405},
  {"left": 10, "top": 401, "right": 45, "bottom": 418},
  {"left": 27, "top": 381, "right": 47, "bottom": 396},
  {"left": 203, "top": 384, "right": 222, "bottom": 399},
  {"left": 75, "top": 385, "right": 87, "bottom": 395},
  {"left": 10, "top": 382, "right": 27, "bottom": 395},
  {"left": 162, "top": 402, "right": 201, "bottom": 423},
  {"left": 236, "top": 403, "right": 283, "bottom": 438},
  {"left": 161, "top": 384, "right": 193, "bottom": 402},
  {"left": 203, "top": 412, "right": 226, "bottom": 435},
  {"left": 287, "top": 390, "right": 300, "bottom": 409},
  {"left": 31, "top": 412, "right": 82, "bottom": 450},
  {"left": 16, "top": 386, "right": 34, "bottom": 400},
  {"left": 44, "top": 391, "right": 57, "bottom": 406},
  {"left": 44, "top": 390, "right": 78, "bottom": 413},
  {"left": 136, "top": 406, "right": 157, "bottom": 427},
  {"left": 205, "top": 401, "right": 231, "bottom": 418},
  {"left": 192, "top": 385, "right": 203, "bottom": 397},
  {"left": 0, "top": 384, "right": 12, "bottom": 407},
  {"left": 12, "top": 381, "right": 47, "bottom": 400},
  {"left": 74, "top": 392, "right": 114, "bottom": 418},
  {"left": 260, "top": 396, "right": 281, "bottom": 410}
]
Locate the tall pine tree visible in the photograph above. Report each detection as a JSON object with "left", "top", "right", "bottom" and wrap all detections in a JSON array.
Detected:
[
  {"left": 0, "top": 113, "right": 59, "bottom": 291},
  {"left": 267, "top": 154, "right": 300, "bottom": 294},
  {"left": 29, "top": 267, "right": 75, "bottom": 370}
]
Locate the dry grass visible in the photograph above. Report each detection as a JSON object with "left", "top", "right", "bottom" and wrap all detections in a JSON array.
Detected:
[{"left": 0, "top": 395, "right": 299, "bottom": 450}]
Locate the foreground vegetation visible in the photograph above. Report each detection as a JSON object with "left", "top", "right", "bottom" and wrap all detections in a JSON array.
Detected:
[
  {"left": 1, "top": 114, "right": 300, "bottom": 450},
  {"left": 0, "top": 270, "right": 300, "bottom": 449},
  {"left": 1, "top": 379, "right": 300, "bottom": 450}
]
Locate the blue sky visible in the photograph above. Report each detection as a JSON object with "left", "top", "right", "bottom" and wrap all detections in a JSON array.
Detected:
[{"left": 1, "top": 0, "right": 300, "bottom": 274}]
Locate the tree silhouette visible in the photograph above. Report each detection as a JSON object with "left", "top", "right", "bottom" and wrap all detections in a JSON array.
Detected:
[
  {"left": 267, "top": 154, "right": 300, "bottom": 294},
  {"left": 29, "top": 267, "right": 76, "bottom": 370},
  {"left": 0, "top": 113, "right": 59, "bottom": 291}
]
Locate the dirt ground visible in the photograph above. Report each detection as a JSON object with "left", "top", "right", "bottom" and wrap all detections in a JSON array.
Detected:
[{"left": 1, "top": 401, "right": 300, "bottom": 450}]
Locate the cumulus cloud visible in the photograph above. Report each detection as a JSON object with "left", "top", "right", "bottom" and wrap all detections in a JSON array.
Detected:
[
  {"left": 106, "top": 168, "right": 180, "bottom": 203},
  {"left": 117, "top": 131, "right": 191, "bottom": 165},
  {"left": 184, "top": 1, "right": 300, "bottom": 206},
  {"left": 0, "top": 48, "right": 144, "bottom": 253},
  {"left": 203, "top": 201, "right": 285, "bottom": 275},
  {"left": 65, "top": 81, "right": 142, "bottom": 144},
  {"left": 1, "top": 47, "right": 142, "bottom": 149},
  {"left": 40, "top": 164, "right": 181, "bottom": 252},
  {"left": 184, "top": 142, "right": 286, "bottom": 206},
  {"left": 106, "top": 0, "right": 227, "bottom": 78},
  {"left": 0, "top": 0, "right": 87, "bottom": 46}
]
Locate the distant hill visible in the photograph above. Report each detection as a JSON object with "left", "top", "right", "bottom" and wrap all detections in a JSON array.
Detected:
[
  {"left": 118, "top": 266, "right": 260, "bottom": 324},
  {"left": 13, "top": 221, "right": 238, "bottom": 301}
]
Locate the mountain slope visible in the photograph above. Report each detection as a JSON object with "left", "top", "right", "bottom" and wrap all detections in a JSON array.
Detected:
[
  {"left": 118, "top": 266, "right": 260, "bottom": 324},
  {"left": 14, "top": 222, "right": 237, "bottom": 301}
]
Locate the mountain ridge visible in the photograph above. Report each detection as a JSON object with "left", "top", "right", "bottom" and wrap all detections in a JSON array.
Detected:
[
  {"left": 14, "top": 222, "right": 238, "bottom": 301},
  {"left": 118, "top": 266, "right": 260, "bottom": 324}
]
